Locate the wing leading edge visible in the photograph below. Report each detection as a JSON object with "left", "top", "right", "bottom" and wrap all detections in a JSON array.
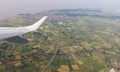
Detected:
[
  {"left": 26, "top": 16, "right": 47, "bottom": 31},
  {"left": 0, "top": 16, "right": 47, "bottom": 42}
]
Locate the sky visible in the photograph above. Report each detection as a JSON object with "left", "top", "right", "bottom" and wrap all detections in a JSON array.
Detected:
[{"left": 0, "top": 0, "right": 120, "bottom": 19}]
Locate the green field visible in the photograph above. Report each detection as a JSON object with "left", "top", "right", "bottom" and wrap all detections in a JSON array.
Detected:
[{"left": 0, "top": 9, "right": 120, "bottom": 72}]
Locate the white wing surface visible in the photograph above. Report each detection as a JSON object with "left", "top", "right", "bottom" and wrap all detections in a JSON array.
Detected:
[{"left": 0, "top": 16, "right": 47, "bottom": 40}]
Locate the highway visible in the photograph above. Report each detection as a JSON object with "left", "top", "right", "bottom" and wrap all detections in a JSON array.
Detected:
[{"left": 41, "top": 32, "right": 60, "bottom": 72}]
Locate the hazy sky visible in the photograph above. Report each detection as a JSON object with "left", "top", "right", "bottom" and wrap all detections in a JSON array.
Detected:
[{"left": 0, "top": 0, "right": 120, "bottom": 19}]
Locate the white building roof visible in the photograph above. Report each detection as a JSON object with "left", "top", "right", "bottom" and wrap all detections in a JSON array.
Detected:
[{"left": 109, "top": 68, "right": 115, "bottom": 72}]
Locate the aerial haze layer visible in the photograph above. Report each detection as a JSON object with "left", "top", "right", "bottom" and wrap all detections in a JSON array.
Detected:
[{"left": 0, "top": 0, "right": 120, "bottom": 20}]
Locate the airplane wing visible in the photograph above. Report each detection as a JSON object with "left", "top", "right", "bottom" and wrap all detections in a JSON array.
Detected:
[
  {"left": 26, "top": 16, "right": 47, "bottom": 31},
  {"left": 0, "top": 16, "right": 47, "bottom": 43}
]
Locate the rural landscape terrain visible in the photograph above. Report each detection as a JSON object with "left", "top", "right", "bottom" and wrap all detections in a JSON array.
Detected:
[{"left": 0, "top": 9, "right": 120, "bottom": 72}]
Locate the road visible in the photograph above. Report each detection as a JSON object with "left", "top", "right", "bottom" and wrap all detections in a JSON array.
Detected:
[{"left": 41, "top": 32, "right": 60, "bottom": 72}]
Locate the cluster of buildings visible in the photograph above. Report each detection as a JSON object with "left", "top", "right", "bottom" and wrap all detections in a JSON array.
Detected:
[
  {"left": 109, "top": 61, "right": 120, "bottom": 72},
  {"left": 0, "top": 44, "right": 45, "bottom": 71}
]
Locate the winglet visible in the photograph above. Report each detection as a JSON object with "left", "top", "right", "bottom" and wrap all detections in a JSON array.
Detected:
[{"left": 26, "top": 16, "right": 47, "bottom": 31}]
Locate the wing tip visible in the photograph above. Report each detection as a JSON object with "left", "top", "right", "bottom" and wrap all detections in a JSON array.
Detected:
[{"left": 26, "top": 16, "right": 48, "bottom": 31}]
